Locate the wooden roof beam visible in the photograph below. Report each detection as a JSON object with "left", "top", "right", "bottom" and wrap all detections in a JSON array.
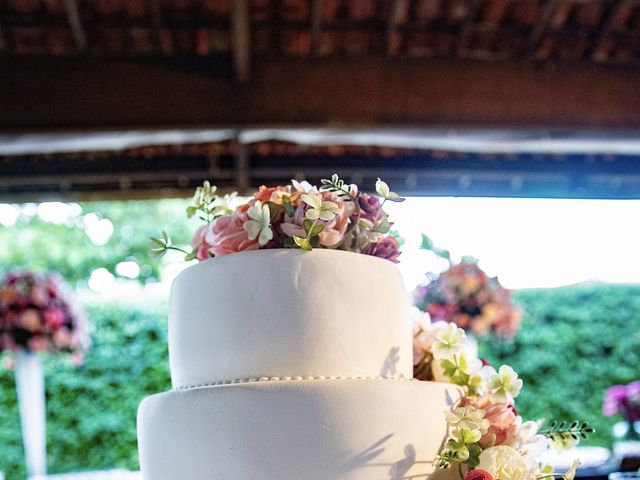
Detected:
[
  {"left": 525, "top": 0, "right": 557, "bottom": 59},
  {"left": 454, "top": 0, "right": 482, "bottom": 57},
  {"left": 589, "top": 0, "right": 625, "bottom": 61},
  {"left": 63, "top": 0, "right": 88, "bottom": 52},
  {"left": 148, "top": 0, "right": 165, "bottom": 53},
  {"left": 231, "top": 0, "right": 251, "bottom": 84},
  {"left": 310, "top": 0, "right": 324, "bottom": 57},
  {"left": 386, "top": 0, "right": 407, "bottom": 57},
  {"left": 1, "top": 56, "right": 640, "bottom": 130}
]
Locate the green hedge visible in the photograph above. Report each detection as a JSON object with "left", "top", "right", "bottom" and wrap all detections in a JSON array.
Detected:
[
  {"left": 1, "top": 284, "right": 639, "bottom": 478},
  {"left": 480, "top": 284, "right": 640, "bottom": 447},
  {"left": 0, "top": 297, "right": 170, "bottom": 480}
]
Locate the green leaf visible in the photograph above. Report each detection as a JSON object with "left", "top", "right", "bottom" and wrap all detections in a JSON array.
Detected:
[
  {"left": 420, "top": 233, "right": 434, "bottom": 251},
  {"left": 303, "top": 219, "right": 314, "bottom": 234},
  {"left": 466, "top": 444, "right": 482, "bottom": 468},
  {"left": 293, "top": 236, "right": 312, "bottom": 251},
  {"left": 310, "top": 224, "right": 325, "bottom": 236},
  {"left": 186, "top": 205, "right": 197, "bottom": 218},
  {"left": 184, "top": 250, "right": 197, "bottom": 261},
  {"left": 281, "top": 195, "right": 295, "bottom": 217}
]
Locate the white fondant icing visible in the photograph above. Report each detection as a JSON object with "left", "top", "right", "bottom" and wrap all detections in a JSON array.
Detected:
[
  {"left": 138, "top": 379, "right": 460, "bottom": 480},
  {"left": 169, "top": 249, "right": 413, "bottom": 388}
]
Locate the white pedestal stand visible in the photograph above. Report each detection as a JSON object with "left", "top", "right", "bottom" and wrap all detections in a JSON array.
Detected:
[{"left": 15, "top": 350, "right": 47, "bottom": 480}]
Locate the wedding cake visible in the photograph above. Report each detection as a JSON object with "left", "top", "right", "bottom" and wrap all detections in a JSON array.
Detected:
[{"left": 137, "top": 248, "right": 460, "bottom": 479}]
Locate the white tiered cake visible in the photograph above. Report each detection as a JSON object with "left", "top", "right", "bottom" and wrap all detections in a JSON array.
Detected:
[{"left": 137, "top": 249, "right": 459, "bottom": 480}]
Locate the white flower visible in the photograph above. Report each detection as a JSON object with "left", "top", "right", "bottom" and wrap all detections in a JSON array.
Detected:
[
  {"left": 432, "top": 323, "right": 466, "bottom": 360},
  {"left": 243, "top": 201, "right": 273, "bottom": 246},
  {"left": 512, "top": 420, "right": 548, "bottom": 468},
  {"left": 375, "top": 178, "right": 403, "bottom": 201},
  {"left": 301, "top": 193, "right": 341, "bottom": 221},
  {"left": 488, "top": 365, "right": 523, "bottom": 404},
  {"left": 291, "top": 179, "right": 317, "bottom": 194},
  {"left": 478, "top": 445, "right": 530, "bottom": 480},
  {"left": 212, "top": 192, "right": 238, "bottom": 215},
  {"left": 445, "top": 406, "right": 490, "bottom": 433},
  {"left": 563, "top": 459, "right": 580, "bottom": 480}
]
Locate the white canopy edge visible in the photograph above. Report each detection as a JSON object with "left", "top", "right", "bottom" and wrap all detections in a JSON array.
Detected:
[{"left": 1, "top": 128, "right": 640, "bottom": 156}]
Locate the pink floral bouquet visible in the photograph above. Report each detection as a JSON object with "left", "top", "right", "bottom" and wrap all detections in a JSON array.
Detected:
[
  {"left": 414, "top": 258, "right": 521, "bottom": 338},
  {"left": 152, "top": 175, "right": 404, "bottom": 262},
  {"left": 0, "top": 271, "right": 89, "bottom": 363},
  {"left": 412, "top": 308, "right": 593, "bottom": 480},
  {"left": 603, "top": 381, "right": 640, "bottom": 422}
]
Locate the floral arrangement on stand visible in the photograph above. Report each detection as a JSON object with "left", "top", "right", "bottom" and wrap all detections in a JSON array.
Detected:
[
  {"left": 603, "top": 381, "right": 640, "bottom": 441},
  {"left": 414, "top": 254, "right": 521, "bottom": 339},
  {"left": 152, "top": 175, "right": 404, "bottom": 262},
  {"left": 413, "top": 308, "right": 594, "bottom": 480},
  {"left": 0, "top": 271, "right": 89, "bottom": 362},
  {"left": 0, "top": 271, "right": 89, "bottom": 478}
]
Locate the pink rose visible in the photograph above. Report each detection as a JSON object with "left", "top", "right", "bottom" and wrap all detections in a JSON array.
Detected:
[
  {"left": 280, "top": 194, "right": 348, "bottom": 248},
  {"left": 363, "top": 237, "right": 400, "bottom": 263},
  {"left": 480, "top": 403, "right": 518, "bottom": 447},
  {"left": 204, "top": 205, "right": 260, "bottom": 257},
  {"left": 192, "top": 224, "right": 212, "bottom": 261},
  {"left": 53, "top": 328, "right": 73, "bottom": 349}
]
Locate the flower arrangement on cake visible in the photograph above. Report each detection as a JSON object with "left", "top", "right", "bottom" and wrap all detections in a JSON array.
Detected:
[
  {"left": 412, "top": 308, "right": 593, "bottom": 480},
  {"left": 414, "top": 256, "right": 521, "bottom": 338},
  {"left": 152, "top": 175, "right": 404, "bottom": 262},
  {"left": 0, "top": 271, "right": 89, "bottom": 363}
]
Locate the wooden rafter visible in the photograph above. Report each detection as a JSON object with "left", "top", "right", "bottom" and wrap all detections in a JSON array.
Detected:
[
  {"left": 231, "top": 0, "right": 251, "bottom": 84},
  {"left": 0, "top": 25, "right": 6, "bottom": 54},
  {"left": 525, "top": 0, "right": 558, "bottom": 59},
  {"left": 148, "top": 0, "right": 164, "bottom": 53},
  {"left": 310, "top": 0, "right": 325, "bottom": 57},
  {"left": 63, "top": 0, "right": 88, "bottom": 52},
  {"left": 386, "top": 0, "right": 407, "bottom": 57},
  {"left": 589, "top": 0, "right": 625, "bottom": 60},
  {"left": 454, "top": 0, "right": 482, "bottom": 57}
]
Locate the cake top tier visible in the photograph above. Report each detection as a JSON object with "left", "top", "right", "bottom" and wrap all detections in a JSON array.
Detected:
[{"left": 169, "top": 249, "right": 412, "bottom": 388}]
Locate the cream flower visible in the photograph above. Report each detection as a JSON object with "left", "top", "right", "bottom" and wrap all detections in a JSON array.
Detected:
[
  {"left": 375, "top": 178, "right": 403, "bottom": 201},
  {"left": 301, "top": 194, "right": 341, "bottom": 221},
  {"left": 212, "top": 192, "right": 238, "bottom": 216},
  {"left": 243, "top": 201, "right": 273, "bottom": 246},
  {"left": 452, "top": 427, "right": 483, "bottom": 444},
  {"left": 445, "top": 406, "right": 490, "bottom": 433},
  {"left": 563, "top": 459, "right": 580, "bottom": 480},
  {"left": 478, "top": 445, "right": 529, "bottom": 480},
  {"left": 432, "top": 323, "right": 466, "bottom": 360},
  {"left": 488, "top": 365, "right": 523, "bottom": 404}
]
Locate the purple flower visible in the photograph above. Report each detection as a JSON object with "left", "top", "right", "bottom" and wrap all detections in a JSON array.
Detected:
[
  {"left": 364, "top": 237, "right": 400, "bottom": 263},
  {"left": 358, "top": 193, "right": 383, "bottom": 223}
]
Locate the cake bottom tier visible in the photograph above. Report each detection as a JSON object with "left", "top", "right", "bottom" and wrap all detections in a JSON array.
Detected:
[{"left": 137, "top": 379, "right": 460, "bottom": 480}]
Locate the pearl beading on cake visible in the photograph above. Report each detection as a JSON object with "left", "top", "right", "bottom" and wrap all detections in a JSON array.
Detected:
[{"left": 174, "top": 375, "right": 411, "bottom": 391}]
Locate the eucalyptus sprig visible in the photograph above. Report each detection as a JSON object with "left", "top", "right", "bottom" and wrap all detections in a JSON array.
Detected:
[
  {"left": 539, "top": 421, "right": 595, "bottom": 446},
  {"left": 150, "top": 230, "right": 194, "bottom": 260},
  {"left": 320, "top": 174, "right": 360, "bottom": 202}
]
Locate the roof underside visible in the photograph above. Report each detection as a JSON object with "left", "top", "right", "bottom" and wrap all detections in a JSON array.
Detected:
[{"left": 1, "top": 0, "right": 639, "bottom": 64}]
